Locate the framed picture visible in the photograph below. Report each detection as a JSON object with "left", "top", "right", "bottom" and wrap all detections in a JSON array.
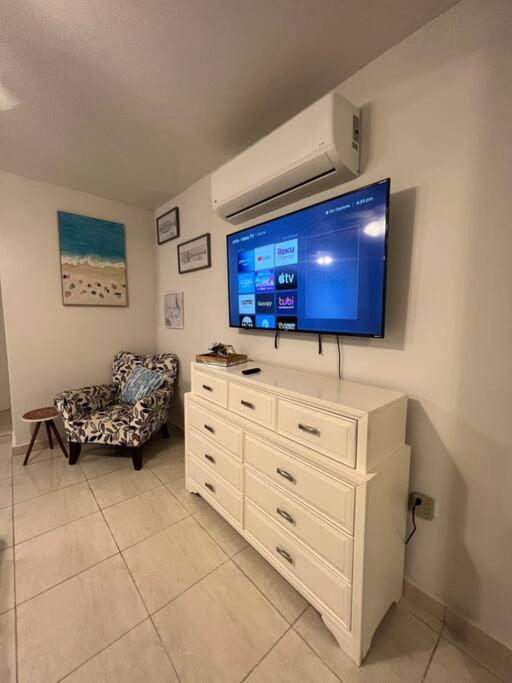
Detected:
[
  {"left": 156, "top": 207, "right": 180, "bottom": 244},
  {"left": 58, "top": 211, "right": 127, "bottom": 306},
  {"left": 177, "top": 233, "right": 211, "bottom": 274},
  {"left": 164, "top": 292, "right": 184, "bottom": 329}
]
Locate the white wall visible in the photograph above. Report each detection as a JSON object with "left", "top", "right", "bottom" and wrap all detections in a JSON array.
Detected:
[
  {"left": 155, "top": 0, "right": 512, "bottom": 648},
  {"left": 0, "top": 171, "right": 157, "bottom": 446},
  {"left": 0, "top": 285, "right": 10, "bottom": 411}
]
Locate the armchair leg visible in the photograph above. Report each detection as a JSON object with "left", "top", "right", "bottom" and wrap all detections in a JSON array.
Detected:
[
  {"left": 131, "top": 446, "right": 143, "bottom": 471},
  {"left": 160, "top": 423, "right": 170, "bottom": 439},
  {"left": 68, "top": 441, "right": 81, "bottom": 465}
]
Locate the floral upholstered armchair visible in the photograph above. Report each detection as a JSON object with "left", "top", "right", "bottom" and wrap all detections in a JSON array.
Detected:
[{"left": 54, "top": 351, "right": 179, "bottom": 470}]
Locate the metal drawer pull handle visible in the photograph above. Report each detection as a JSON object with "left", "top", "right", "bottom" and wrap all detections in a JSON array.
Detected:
[
  {"left": 202, "top": 384, "right": 213, "bottom": 392},
  {"left": 204, "top": 424, "right": 215, "bottom": 434},
  {"left": 277, "top": 508, "right": 295, "bottom": 524},
  {"left": 276, "top": 468, "right": 296, "bottom": 483},
  {"left": 276, "top": 546, "right": 293, "bottom": 564},
  {"left": 204, "top": 454, "right": 215, "bottom": 464},
  {"left": 298, "top": 423, "right": 320, "bottom": 436},
  {"left": 205, "top": 482, "right": 215, "bottom": 493},
  {"left": 240, "top": 399, "right": 255, "bottom": 409}
]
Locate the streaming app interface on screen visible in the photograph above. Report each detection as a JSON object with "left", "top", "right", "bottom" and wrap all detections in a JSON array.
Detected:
[{"left": 227, "top": 180, "right": 389, "bottom": 336}]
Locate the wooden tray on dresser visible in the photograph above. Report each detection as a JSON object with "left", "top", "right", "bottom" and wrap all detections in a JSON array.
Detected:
[{"left": 195, "top": 352, "right": 248, "bottom": 367}]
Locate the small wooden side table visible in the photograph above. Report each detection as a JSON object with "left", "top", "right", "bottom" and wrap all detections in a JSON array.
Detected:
[{"left": 22, "top": 407, "right": 68, "bottom": 465}]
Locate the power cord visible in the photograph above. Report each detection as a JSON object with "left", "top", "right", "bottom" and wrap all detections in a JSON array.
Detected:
[
  {"left": 336, "top": 335, "right": 343, "bottom": 380},
  {"left": 274, "top": 330, "right": 280, "bottom": 349},
  {"left": 406, "top": 496, "right": 422, "bottom": 544}
]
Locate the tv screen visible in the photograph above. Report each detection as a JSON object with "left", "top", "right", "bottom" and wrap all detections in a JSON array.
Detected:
[{"left": 226, "top": 178, "right": 390, "bottom": 338}]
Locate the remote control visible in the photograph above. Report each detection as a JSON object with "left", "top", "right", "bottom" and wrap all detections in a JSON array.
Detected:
[{"left": 241, "top": 367, "right": 261, "bottom": 375}]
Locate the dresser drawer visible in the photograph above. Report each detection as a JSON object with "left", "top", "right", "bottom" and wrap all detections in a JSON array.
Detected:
[
  {"left": 245, "top": 470, "right": 353, "bottom": 580},
  {"left": 245, "top": 434, "right": 355, "bottom": 533},
  {"left": 188, "top": 429, "right": 242, "bottom": 491},
  {"left": 277, "top": 399, "right": 357, "bottom": 467},
  {"left": 193, "top": 370, "right": 228, "bottom": 407},
  {"left": 187, "top": 401, "right": 242, "bottom": 458},
  {"left": 228, "top": 382, "right": 276, "bottom": 429},
  {"left": 245, "top": 502, "right": 351, "bottom": 628},
  {"left": 188, "top": 455, "right": 242, "bottom": 523}
]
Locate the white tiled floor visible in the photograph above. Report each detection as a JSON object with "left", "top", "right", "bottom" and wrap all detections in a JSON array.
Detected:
[{"left": 0, "top": 430, "right": 508, "bottom": 682}]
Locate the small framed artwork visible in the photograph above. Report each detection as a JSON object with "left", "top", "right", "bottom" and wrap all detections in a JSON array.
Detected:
[
  {"left": 156, "top": 207, "right": 180, "bottom": 245},
  {"left": 164, "top": 292, "right": 184, "bottom": 329},
  {"left": 177, "top": 233, "right": 211, "bottom": 274}
]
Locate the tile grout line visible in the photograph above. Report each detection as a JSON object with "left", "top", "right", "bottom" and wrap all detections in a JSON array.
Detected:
[
  {"left": 395, "top": 599, "right": 445, "bottom": 635},
  {"left": 147, "top": 555, "right": 232, "bottom": 621},
  {"left": 55, "top": 615, "right": 150, "bottom": 682},
  {"left": 113, "top": 506, "right": 193, "bottom": 553},
  {"left": 230, "top": 547, "right": 310, "bottom": 628},
  {"left": 437, "top": 629, "right": 509, "bottom": 683},
  {"left": 14, "top": 550, "right": 120, "bottom": 609},
  {"left": 240, "top": 625, "right": 294, "bottom": 682},
  {"left": 98, "top": 475, "right": 185, "bottom": 513},
  {"left": 400, "top": 597, "right": 509, "bottom": 682},
  {"left": 9, "top": 442, "right": 19, "bottom": 683},
  {"left": 85, "top": 480, "right": 164, "bottom": 511},
  {"left": 81, "top": 466, "right": 185, "bottom": 683},
  {"left": 291, "top": 615, "right": 344, "bottom": 682},
  {"left": 12, "top": 470, "right": 192, "bottom": 606},
  {"left": 13, "top": 509, "right": 100, "bottom": 547},
  {"left": 12, "top": 479, "right": 90, "bottom": 516},
  {"left": 421, "top": 630, "right": 442, "bottom": 682},
  {"left": 12, "top": 472, "right": 88, "bottom": 506},
  {"left": 191, "top": 508, "right": 248, "bottom": 559}
]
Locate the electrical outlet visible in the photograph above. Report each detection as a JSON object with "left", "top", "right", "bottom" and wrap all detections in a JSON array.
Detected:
[{"left": 410, "top": 491, "right": 435, "bottom": 521}]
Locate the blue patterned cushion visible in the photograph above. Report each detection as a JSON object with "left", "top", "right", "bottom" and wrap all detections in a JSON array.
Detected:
[{"left": 120, "top": 366, "right": 163, "bottom": 404}]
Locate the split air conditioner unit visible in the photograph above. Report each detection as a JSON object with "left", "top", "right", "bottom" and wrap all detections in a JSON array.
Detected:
[{"left": 211, "top": 92, "right": 360, "bottom": 224}]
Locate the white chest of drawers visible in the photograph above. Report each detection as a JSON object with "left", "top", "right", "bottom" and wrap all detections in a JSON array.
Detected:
[{"left": 185, "top": 361, "right": 410, "bottom": 665}]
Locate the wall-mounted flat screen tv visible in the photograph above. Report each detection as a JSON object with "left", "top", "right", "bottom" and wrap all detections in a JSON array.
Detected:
[{"left": 226, "top": 178, "right": 390, "bottom": 338}]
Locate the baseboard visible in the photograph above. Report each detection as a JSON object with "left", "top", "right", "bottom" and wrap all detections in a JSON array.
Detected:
[
  {"left": 403, "top": 577, "right": 512, "bottom": 676},
  {"left": 12, "top": 438, "right": 51, "bottom": 456},
  {"left": 403, "top": 577, "right": 446, "bottom": 623}
]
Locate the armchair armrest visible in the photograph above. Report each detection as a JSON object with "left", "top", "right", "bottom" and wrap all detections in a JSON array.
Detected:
[
  {"left": 131, "top": 387, "right": 172, "bottom": 427},
  {"left": 55, "top": 383, "right": 119, "bottom": 431}
]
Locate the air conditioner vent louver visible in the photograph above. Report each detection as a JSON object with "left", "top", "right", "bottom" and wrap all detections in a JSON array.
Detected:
[{"left": 212, "top": 92, "right": 360, "bottom": 224}]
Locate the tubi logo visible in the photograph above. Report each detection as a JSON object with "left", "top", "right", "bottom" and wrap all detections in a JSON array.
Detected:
[
  {"left": 275, "top": 266, "right": 297, "bottom": 291},
  {"left": 277, "top": 291, "right": 296, "bottom": 313},
  {"left": 275, "top": 239, "right": 298, "bottom": 266},
  {"left": 254, "top": 244, "right": 275, "bottom": 271}
]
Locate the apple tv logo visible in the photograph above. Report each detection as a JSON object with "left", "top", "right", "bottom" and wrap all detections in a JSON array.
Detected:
[{"left": 275, "top": 267, "right": 297, "bottom": 291}]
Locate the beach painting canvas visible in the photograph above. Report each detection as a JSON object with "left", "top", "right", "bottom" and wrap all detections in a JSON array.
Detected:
[{"left": 58, "top": 211, "right": 127, "bottom": 306}]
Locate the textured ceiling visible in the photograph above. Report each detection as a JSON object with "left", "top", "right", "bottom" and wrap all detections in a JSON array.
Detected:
[{"left": 0, "top": 0, "right": 459, "bottom": 209}]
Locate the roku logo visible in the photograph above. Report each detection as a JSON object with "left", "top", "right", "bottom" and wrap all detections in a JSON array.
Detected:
[{"left": 275, "top": 239, "right": 298, "bottom": 265}]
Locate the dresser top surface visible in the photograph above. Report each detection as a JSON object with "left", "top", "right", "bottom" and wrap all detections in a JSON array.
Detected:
[{"left": 192, "top": 361, "right": 406, "bottom": 415}]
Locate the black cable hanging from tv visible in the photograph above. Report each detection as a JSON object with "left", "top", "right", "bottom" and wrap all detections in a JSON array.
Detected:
[
  {"left": 318, "top": 334, "right": 322, "bottom": 355},
  {"left": 274, "top": 330, "right": 280, "bottom": 349},
  {"left": 336, "top": 335, "right": 344, "bottom": 380}
]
